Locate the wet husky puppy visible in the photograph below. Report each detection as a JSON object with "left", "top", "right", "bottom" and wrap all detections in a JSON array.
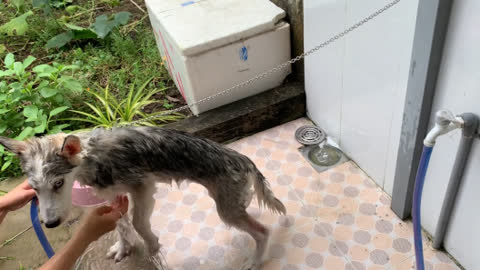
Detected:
[{"left": 0, "top": 127, "right": 286, "bottom": 269}]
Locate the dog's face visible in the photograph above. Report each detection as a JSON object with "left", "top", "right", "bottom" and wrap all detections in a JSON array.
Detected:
[{"left": 0, "top": 134, "right": 83, "bottom": 228}]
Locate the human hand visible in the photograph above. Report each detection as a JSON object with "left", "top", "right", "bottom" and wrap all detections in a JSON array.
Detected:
[
  {"left": 0, "top": 180, "right": 36, "bottom": 212},
  {"left": 77, "top": 195, "right": 129, "bottom": 242}
]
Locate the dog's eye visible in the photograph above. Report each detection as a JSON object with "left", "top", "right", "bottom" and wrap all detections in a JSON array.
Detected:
[{"left": 53, "top": 180, "right": 64, "bottom": 190}]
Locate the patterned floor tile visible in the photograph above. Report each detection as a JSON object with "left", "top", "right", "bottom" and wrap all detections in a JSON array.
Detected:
[{"left": 150, "top": 118, "right": 461, "bottom": 270}]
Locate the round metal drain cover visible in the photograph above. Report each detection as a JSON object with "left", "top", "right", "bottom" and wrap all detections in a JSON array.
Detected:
[
  {"left": 295, "top": 125, "right": 326, "bottom": 145},
  {"left": 308, "top": 145, "right": 342, "bottom": 167}
]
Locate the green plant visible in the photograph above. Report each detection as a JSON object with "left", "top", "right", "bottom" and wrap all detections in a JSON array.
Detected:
[
  {"left": 11, "top": 0, "right": 27, "bottom": 13},
  {"left": 46, "top": 12, "right": 131, "bottom": 49},
  {"left": 100, "top": 0, "right": 120, "bottom": 7},
  {"left": 33, "top": 0, "right": 74, "bottom": 14},
  {"left": 58, "top": 23, "right": 171, "bottom": 98},
  {"left": 69, "top": 78, "right": 184, "bottom": 129},
  {"left": 0, "top": 11, "right": 33, "bottom": 36},
  {"left": 0, "top": 53, "right": 83, "bottom": 176}
]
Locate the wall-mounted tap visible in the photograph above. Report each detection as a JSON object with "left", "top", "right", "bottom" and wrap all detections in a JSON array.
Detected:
[{"left": 424, "top": 110, "right": 464, "bottom": 147}]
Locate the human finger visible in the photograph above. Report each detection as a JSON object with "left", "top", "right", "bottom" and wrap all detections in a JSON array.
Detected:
[
  {"left": 98, "top": 209, "right": 123, "bottom": 224},
  {"left": 20, "top": 180, "right": 33, "bottom": 190},
  {"left": 23, "top": 189, "right": 36, "bottom": 198},
  {"left": 94, "top": 205, "right": 114, "bottom": 215},
  {"left": 112, "top": 196, "right": 129, "bottom": 214}
]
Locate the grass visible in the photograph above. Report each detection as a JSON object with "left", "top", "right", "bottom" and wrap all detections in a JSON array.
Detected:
[
  {"left": 0, "top": 0, "right": 185, "bottom": 112},
  {"left": 55, "top": 24, "right": 171, "bottom": 98}
]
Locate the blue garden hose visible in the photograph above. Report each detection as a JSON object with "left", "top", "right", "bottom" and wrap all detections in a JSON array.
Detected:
[
  {"left": 412, "top": 146, "right": 433, "bottom": 270},
  {"left": 30, "top": 197, "right": 55, "bottom": 258}
]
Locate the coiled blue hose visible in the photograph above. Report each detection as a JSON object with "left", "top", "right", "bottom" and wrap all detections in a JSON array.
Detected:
[
  {"left": 412, "top": 146, "right": 433, "bottom": 270},
  {"left": 30, "top": 197, "right": 55, "bottom": 258}
]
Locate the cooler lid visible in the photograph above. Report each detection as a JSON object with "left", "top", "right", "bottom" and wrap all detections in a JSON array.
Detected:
[{"left": 146, "top": 0, "right": 286, "bottom": 56}]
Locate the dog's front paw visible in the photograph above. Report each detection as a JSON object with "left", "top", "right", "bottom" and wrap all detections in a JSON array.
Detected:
[
  {"left": 107, "top": 240, "right": 132, "bottom": 262},
  {"left": 239, "top": 257, "right": 260, "bottom": 270}
]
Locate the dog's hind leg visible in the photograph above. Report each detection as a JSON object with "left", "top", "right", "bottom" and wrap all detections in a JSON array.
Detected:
[
  {"left": 130, "top": 183, "right": 161, "bottom": 256},
  {"left": 216, "top": 194, "right": 269, "bottom": 270},
  {"left": 236, "top": 215, "right": 270, "bottom": 270}
]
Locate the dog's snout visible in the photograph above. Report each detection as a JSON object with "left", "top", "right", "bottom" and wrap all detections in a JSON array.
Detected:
[{"left": 45, "top": 219, "right": 61, "bottom": 228}]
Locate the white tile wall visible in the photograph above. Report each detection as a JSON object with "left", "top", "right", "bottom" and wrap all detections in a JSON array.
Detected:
[{"left": 304, "top": 0, "right": 418, "bottom": 193}]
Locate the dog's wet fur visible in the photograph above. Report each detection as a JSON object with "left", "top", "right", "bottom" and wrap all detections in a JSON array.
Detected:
[{"left": 0, "top": 127, "right": 286, "bottom": 269}]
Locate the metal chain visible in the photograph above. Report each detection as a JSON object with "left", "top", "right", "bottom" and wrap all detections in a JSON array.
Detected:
[{"left": 126, "top": 0, "right": 401, "bottom": 126}]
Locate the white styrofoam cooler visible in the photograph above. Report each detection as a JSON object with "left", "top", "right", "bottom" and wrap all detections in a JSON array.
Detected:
[{"left": 146, "top": 0, "right": 292, "bottom": 115}]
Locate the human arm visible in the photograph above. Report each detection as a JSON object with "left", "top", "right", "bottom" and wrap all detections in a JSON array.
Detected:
[
  {"left": 0, "top": 180, "right": 36, "bottom": 224},
  {"left": 38, "top": 196, "right": 128, "bottom": 270}
]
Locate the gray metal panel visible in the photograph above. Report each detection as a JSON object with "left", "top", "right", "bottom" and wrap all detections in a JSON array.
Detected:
[{"left": 391, "top": 0, "right": 454, "bottom": 219}]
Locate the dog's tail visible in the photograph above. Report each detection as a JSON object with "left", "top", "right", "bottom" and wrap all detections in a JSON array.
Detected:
[{"left": 252, "top": 169, "right": 287, "bottom": 215}]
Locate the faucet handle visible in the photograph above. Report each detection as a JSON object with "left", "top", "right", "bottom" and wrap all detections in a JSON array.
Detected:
[{"left": 435, "top": 110, "right": 463, "bottom": 127}]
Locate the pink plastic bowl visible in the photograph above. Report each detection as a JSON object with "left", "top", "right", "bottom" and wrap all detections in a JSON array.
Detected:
[{"left": 71, "top": 181, "right": 107, "bottom": 207}]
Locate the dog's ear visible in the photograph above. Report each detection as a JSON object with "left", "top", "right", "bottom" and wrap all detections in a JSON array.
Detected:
[
  {"left": 59, "top": 135, "right": 82, "bottom": 158},
  {"left": 0, "top": 136, "right": 27, "bottom": 156}
]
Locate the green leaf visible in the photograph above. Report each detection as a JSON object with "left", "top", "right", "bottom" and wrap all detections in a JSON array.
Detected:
[
  {"left": 0, "top": 70, "right": 15, "bottom": 77},
  {"left": 11, "top": 0, "right": 25, "bottom": 11},
  {"left": 46, "top": 31, "right": 74, "bottom": 49},
  {"left": 34, "top": 115, "right": 47, "bottom": 133},
  {"left": 4, "top": 53, "right": 14, "bottom": 68},
  {"left": 1, "top": 159, "right": 12, "bottom": 171},
  {"left": 61, "top": 77, "right": 82, "bottom": 92},
  {"left": 48, "top": 124, "right": 70, "bottom": 134},
  {"left": 33, "top": 66, "right": 57, "bottom": 78},
  {"left": 49, "top": 24, "right": 96, "bottom": 43},
  {"left": 9, "top": 82, "right": 23, "bottom": 90},
  {"left": 0, "top": 109, "right": 9, "bottom": 115},
  {"left": 65, "top": 5, "right": 82, "bottom": 14},
  {"left": 0, "top": 11, "right": 34, "bottom": 36},
  {"left": 0, "top": 44, "right": 6, "bottom": 55},
  {"left": 49, "top": 106, "right": 69, "bottom": 117},
  {"left": 50, "top": 0, "right": 65, "bottom": 8},
  {"left": 40, "top": 87, "right": 57, "bottom": 98},
  {"left": 91, "top": 15, "right": 112, "bottom": 39},
  {"left": 13, "top": 62, "right": 23, "bottom": 76},
  {"left": 38, "top": 80, "right": 49, "bottom": 88},
  {"left": 0, "top": 124, "right": 6, "bottom": 134},
  {"left": 64, "top": 23, "right": 86, "bottom": 31},
  {"left": 22, "top": 56, "right": 36, "bottom": 69},
  {"left": 114, "top": 12, "right": 131, "bottom": 25},
  {"left": 15, "top": 126, "right": 33, "bottom": 140},
  {"left": 72, "top": 29, "right": 98, "bottom": 40},
  {"left": 23, "top": 105, "right": 38, "bottom": 120},
  {"left": 163, "top": 100, "right": 174, "bottom": 109},
  {"left": 59, "top": 65, "right": 79, "bottom": 72},
  {"left": 32, "top": 0, "right": 52, "bottom": 14},
  {"left": 32, "top": 0, "right": 47, "bottom": 8},
  {"left": 54, "top": 94, "right": 64, "bottom": 103},
  {"left": 32, "top": 64, "right": 53, "bottom": 73},
  {"left": 91, "top": 12, "right": 131, "bottom": 39}
]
